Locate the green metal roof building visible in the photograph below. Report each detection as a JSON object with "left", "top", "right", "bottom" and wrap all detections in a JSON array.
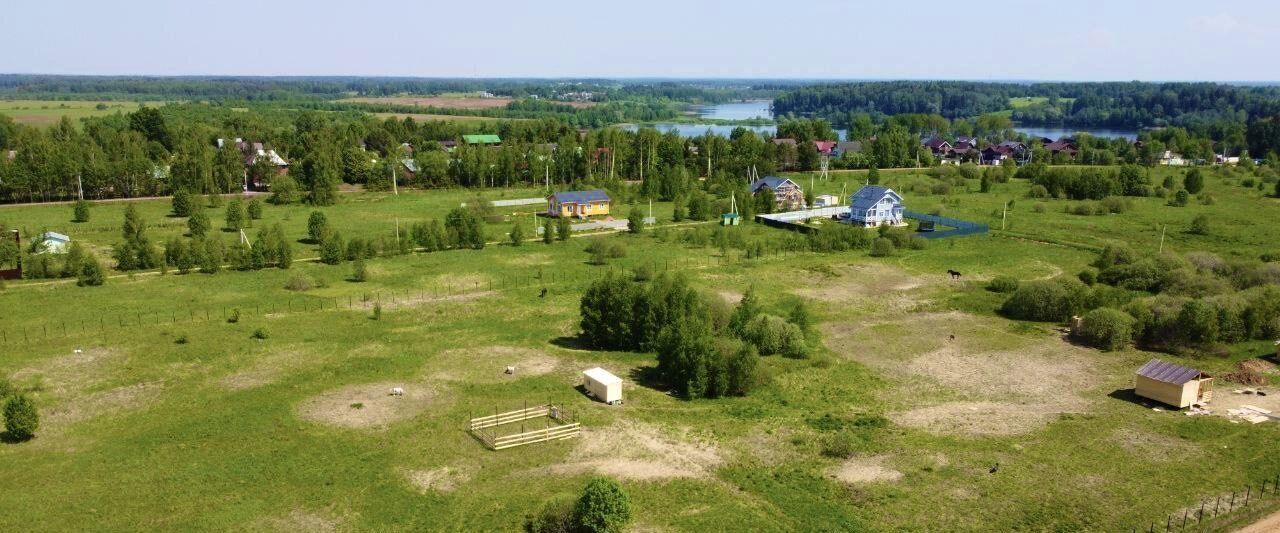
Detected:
[{"left": 463, "top": 134, "right": 502, "bottom": 145}]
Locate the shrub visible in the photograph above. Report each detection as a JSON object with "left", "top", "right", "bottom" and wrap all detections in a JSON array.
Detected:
[
  {"left": 1184, "top": 168, "right": 1205, "bottom": 194},
  {"left": 869, "top": 237, "right": 896, "bottom": 257},
  {"left": 1169, "top": 189, "right": 1189, "bottom": 207},
  {"left": 509, "top": 223, "right": 524, "bottom": 246},
  {"left": 72, "top": 199, "right": 91, "bottom": 223},
  {"left": 269, "top": 174, "right": 301, "bottom": 204},
  {"left": 251, "top": 328, "right": 268, "bottom": 340},
  {"left": 1032, "top": 203, "right": 1047, "bottom": 213},
  {"left": 1000, "top": 278, "right": 1088, "bottom": 322},
  {"left": 307, "top": 211, "right": 330, "bottom": 243},
  {"left": 572, "top": 478, "right": 632, "bottom": 533},
  {"left": 627, "top": 206, "right": 644, "bottom": 234},
  {"left": 247, "top": 198, "right": 263, "bottom": 220},
  {"left": 986, "top": 276, "right": 1020, "bottom": 293},
  {"left": 187, "top": 210, "right": 210, "bottom": 237},
  {"left": 228, "top": 309, "right": 241, "bottom": 324},
  {"left": 351, "top": 258, "right": 368, "bottom": 282},
  {"left": 542, "top": 219, "right": 554, "bottom": 244},
  {"left": 525, "top": 498, "right": 575, "bottom": 533},
  {"left": 1189, "top": 214, "right": 1210, "bottom": 235},
  {"left": 556, "top": 216, "right": 572, "bottom": 241},
  {"left": 372, "top": 303, "right": 382, "bottom": 321},
  {"left": 1028, "top": 184, "right": 1050, "bottom": 199},
  {"left": 224, "top": 199, "right": 246, "bottom": 231},
  {"left": 77, "top": 256, "right": 105, "bottom": 286},
  {"left": 319, "top": 231, "right": 345, "bottom": 265},
  {"left": 285, "top": 273, "right": 313, "bottom": 291},
  {"left": 3, "top": 394, "right": 39, "bottom": 441},
  {"left": 174, "top": 334, "right": 189, "bottom": 345},
  {"left": 172, "top": 189, "right": 194, "bottom": 217},
  {"left": 1076, "top": 307, "right": 1135, "bottom": 351},
  {"left": 1078, "top": 270, "right": 1097, "bottom": 285},
  {"left": 742, "top": 314, "right": 808, "bottom": 358}
]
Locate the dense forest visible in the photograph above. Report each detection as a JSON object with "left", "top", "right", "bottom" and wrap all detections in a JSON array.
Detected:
[
  {"left": 0, "top": 75, "right": 772, "bottom": 105},
  {"left": 772, "top": 81, "right": 1280, "bottom": 132}
]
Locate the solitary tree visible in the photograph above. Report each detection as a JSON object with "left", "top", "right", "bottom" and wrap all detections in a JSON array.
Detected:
[
  {"left": 224, "top": 199, "right": 245, "bottom": 231},
  {"left": 188, "top": 210, "right": 210, "bottom": 237},
  {"left": 307, "top": 211, "right": 329, "bottom": 243},
  {"left": 510, "top": 223, "right": 525, "bottom": 246},
  {"left": 1184, "top": 168, "right": 1205, "bottom": 194},
  {"left": 627, "top": 206, "right": 644, "bottom": 234},
  {"left": 77, "top": 255, "right": 105, "bottom": 286},
  {"left": 3, "top": 394, "right": 39, "bottom": 441},
  {"left": 72, "top": 200, "right": 91, "bottom": 223},
  {"left": 543, "top": 219, "right": 555, "bottom": 244},
  {"left": 247, "top": 198, "right": 263, "bottom": 220},
  {"left": 556, "top": 216, "right": 572, "bottom": 241},
  {"left": 171, "top": 189, "right": 194, "bottom": 217},
  {"left": 351, "top": 257, "right": 368, "bottom": 281},
  {"left": 573, "top": 478, "right": 632, "bottom": 533}
]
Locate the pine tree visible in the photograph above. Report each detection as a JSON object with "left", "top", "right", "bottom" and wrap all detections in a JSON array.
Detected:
[
  {"left": 171, "top": 189, "right": 194, "bottom": 217},
  {"left": 3, "top": 394, "right": 39, "bottom": 441},
  {"left": 247, "top": 198, "right": 263, "bottom": 220},
  {"left": 72, "top": 199, "right": 91, "bottom": 223},
  {"left": 543, "top": 219, "right": 555, "bottom": 244},
  {"left": 510, "top": 223, "right": 525, "bottom": 246},
  {"left": 224, "top": 199, "right": 245, "bottom": 231},
  {"left": 307, "top": 211, "right": 329, "bottom": 243},
  {"left": 188, "top": 210, "right": 210, "bottom": 237}
]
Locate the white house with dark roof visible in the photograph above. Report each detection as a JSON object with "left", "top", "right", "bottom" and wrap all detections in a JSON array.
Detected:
[{"left": 847, "top": 185, "right": 904, "bottom": 227}]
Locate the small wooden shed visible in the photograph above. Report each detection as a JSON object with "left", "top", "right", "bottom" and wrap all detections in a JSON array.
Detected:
[
  {"left": 1134, "top": 359, "right": 1213, "bottom": 408},
  {"left": 583, "top": 367, "right": 622, "bottom": 405}
]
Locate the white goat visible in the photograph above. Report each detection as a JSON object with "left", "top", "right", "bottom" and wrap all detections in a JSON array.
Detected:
[{"left": 389, "top": 387, "right": 405, "bottom": 396}]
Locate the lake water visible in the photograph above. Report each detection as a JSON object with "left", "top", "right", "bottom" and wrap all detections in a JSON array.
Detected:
[
  {"left": 1013, "top": 125, "right": 1138, "bottom": 141},
  {"left": 631, "top": 101, "right": 1140, "bottom": 141},
  {"left": 697, "top": 100, "right": 772, "bottom": 121}
]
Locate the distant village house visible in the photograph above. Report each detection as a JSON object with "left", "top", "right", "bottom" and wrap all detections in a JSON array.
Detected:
[
  {"left": 547, "top": 190, "right": 611, "bottom": 218},
  {"left": 847, "top": 185, "right": 904, "bottom": 227},
  {"left": 750, "top": 176, "right": 806, "bottom": 211}
]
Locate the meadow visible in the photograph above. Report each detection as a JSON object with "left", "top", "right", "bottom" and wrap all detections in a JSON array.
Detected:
[
  {"left": 1, "top": 167, "right": 1279, "bottom": 531},
  {"left": 0, "top": 100, "right": 149, "bottom": 127}
]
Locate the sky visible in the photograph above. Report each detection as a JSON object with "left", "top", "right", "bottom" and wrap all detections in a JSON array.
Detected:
[{"left": 2, "top": 0, "right": 1278, "bottom": 81}]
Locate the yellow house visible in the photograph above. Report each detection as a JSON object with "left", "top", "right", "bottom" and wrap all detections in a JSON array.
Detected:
[
  {"left": 1134, "top": 359, "right": 1213, "bottom": 408},
  {"left": 548, "top": 190, "right": 611, "bottom": 218}
]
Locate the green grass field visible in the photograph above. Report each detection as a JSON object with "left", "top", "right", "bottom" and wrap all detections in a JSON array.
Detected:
[
  {"left": 0, "top": 100, "right": 149, "bottom": 127},
  {"left": 2, "top": 168, "right": 1279, "bottom": 531}
]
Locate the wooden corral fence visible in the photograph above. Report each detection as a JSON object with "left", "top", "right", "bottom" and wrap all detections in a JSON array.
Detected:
[{"left": 468, "top": 404, "right": 580, "bottom": 451}]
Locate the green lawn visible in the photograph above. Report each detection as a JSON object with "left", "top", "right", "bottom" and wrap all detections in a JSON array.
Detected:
[
  {"left": 2, "top": 170, "right": 1279, "bottom": 531},
  {"left": 0, "top": 100, "right": 150, "bottom": 127}
]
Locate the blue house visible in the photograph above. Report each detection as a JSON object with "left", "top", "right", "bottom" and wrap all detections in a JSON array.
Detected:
[{"left": 847, "top": 186, "right": 904, "bottom": 227}]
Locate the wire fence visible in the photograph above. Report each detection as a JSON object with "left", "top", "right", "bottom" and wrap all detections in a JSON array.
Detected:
[{"left": 1133, "top": 473, "right": 1280, "bottom": 532}]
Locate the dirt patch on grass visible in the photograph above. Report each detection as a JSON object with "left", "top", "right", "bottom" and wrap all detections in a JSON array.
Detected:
[
  {"left": 43, "top": 381, "right": 164, "bottom": 429},
  {"left": 430, "top": 346, "right": 560, "bottom": 383},
  {"left": 829, "top": 455, "right": 904, "bottom": 484},
  {"left": 794, "top": 263, "right": 932, "bottom": 312},
  {"left": 1110, "top": 428, "right": 1203, "bottom": 461},
  {"left": 12, "top": 347, "right": 120, "bottom": 394},
  {"left": 296, "top": 381, "right": 443, "bottom": 430},
  {"left": 358, "top": 289, "right": 496, "bottom": 311},
  {"left": 823, "top": 308, "right": 1098, "bottom": 436},
  {"left": 250, "top": 509, "right": 341, "bottom": 533},
  {"left": 890, "top": 401, "right": 1073, "bottom": 436},
  {"left": 506, "top": 253, "right": 553, "bottom": 266},
  {"left": 404, "top": 465, "right": 473, "bottom": 493},
  {"left": 718, "top": 291, "right": 744, "bottom": 304},
  {"left": 544, "top": 421, "right": 724, "bottom": 480},
  {"left": 218, "top": 348, "right": 309, "bottom": 391}
]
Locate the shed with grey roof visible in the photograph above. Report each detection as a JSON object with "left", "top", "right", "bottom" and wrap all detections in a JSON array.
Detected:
[{"left": 1134, "top": 358, "right": 1213, "bottom": 408}]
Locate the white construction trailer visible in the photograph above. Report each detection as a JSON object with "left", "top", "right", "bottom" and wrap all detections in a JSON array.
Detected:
[{"left": 583, "top": 367, "right": 623, "bottom": 405}]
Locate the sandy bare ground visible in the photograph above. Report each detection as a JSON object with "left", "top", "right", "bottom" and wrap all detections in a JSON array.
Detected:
[
  {"left": 249, "top": 509, "right": 341, "bottom": 533},
  {"left": 829, "top": 455, "right": 904, "bottom": 484},
  {"left": 353, "top": 289, "right": 495, "bottom": 311},
  {"left": 1237, "top": 510, "right": 1280, "bottom": 533},
  {"left": 1109, "top": 428, "right": 1203, "bottom": 461},
  {"left": 428, "top": 345, "right": 560, "bottom": 384},
  {"left": 404, "top": 465, "right": 473, "bottom": 493},
  {"left": 218, "top": 347, "right": 309, "bottom": 391},
  {"left": 823, "top": 310, "right": 1099, "bottom": 436},
  {"left": 13, "top": 347, "right": 120, "bottom": 394},
  {"left": 541, "top": 421, "right": 724, "bottom": 480},
  {"left": 296, "top": 381, "right": 444, "bottom": 430},
  {"left": 794, "top": 263, "right": 934, "bottom": 314},
  {"left": 42, "top": 381, "right": 164, "bottom": 430}
]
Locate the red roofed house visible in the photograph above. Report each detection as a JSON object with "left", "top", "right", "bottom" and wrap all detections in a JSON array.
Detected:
[{"left": 814, "top": 140, "right": 838, "bottom": 156}]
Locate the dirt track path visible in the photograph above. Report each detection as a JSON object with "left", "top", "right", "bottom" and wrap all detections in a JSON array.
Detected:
[{"left": 1236, "top": 510, "right": 1280, "bottom": 532}]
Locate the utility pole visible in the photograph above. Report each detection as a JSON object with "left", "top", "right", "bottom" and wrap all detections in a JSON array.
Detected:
[
  {"left": 76, "top": 174, "right": 84, "bottom": 201},
  {"left": 1158, "top": 224, "right": 1167, "bottom": 253},
  {"left": 1002, "top": 201, "right": 1009, "bottom": 230},
  {"left": 395, "top": 218, "right": 400, "bottom": 246}
]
